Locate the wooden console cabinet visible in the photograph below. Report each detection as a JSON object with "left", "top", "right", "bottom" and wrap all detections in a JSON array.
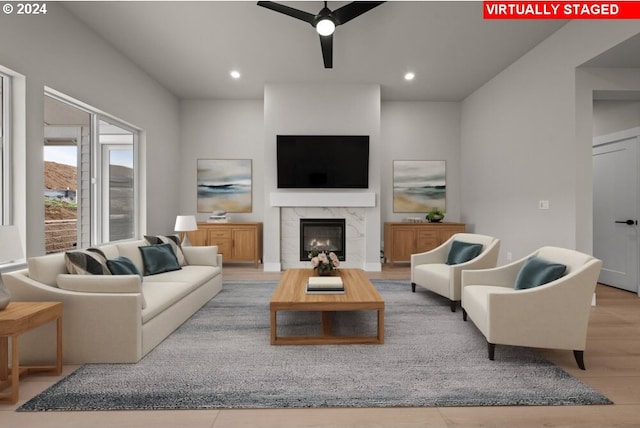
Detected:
[
  {"left": 188, "top": 222, "right": 263, "bottom": 268},
  {"left": 383, "top": 222, "right": 466, "bottom": 267}
]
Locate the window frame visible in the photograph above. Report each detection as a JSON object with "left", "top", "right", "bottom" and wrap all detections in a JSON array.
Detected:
[
  {"left": 95, "top": 116, "right": 139, "bottom": 244},
  {"left": 44, "top": 89, "right": 140, "bottom": 249},
  {"left": 1, "top": 71, "right": 12, "bottom": 225}
]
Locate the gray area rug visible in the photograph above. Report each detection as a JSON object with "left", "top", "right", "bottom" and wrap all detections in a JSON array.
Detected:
[{"left": 19, "top": 280, "right": 612, "bottom": 411}]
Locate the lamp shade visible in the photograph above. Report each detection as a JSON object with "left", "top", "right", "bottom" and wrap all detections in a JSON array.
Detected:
[
  {"left": 0, "top": 225, "right": 24, "bottom": 263},
  {"left": 174, "top": 215, "right": 198, "bottom": 232}
]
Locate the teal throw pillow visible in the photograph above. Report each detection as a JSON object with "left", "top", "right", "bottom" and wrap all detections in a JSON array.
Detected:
[
  {"left": 107, "top": 256, "right": 142, "bottom": 279},
  {"left": 514, "top": 256, "right": 566, "bottom": 290},
  {"left": 139, "top": 243, "right": 182, "bottom": 276},
  {"left": 446, "top": 241, "right": 483, "bottom": 265},
  {"left": 144, "top": 235, "right": 187, "bottom": 266}
]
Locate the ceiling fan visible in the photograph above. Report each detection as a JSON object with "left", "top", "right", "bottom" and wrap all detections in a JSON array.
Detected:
[{"left": 257, "top": 1, "right": 385, "bottom": 69}]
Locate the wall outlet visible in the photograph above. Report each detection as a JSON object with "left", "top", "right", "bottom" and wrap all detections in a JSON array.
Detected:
[
  {"left": 538, "top": 200, "right": 550, "bottom": 210},
  {"left": 507, "top": 251, "right": 512, "bottom": 261}
]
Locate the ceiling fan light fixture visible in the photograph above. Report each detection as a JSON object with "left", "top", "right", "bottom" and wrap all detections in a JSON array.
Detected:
[
  {"left": 315, "top": 17, "right": 335, "bottom": 36},
  {"left": 257, "top": 1, "right": 386, "bottom": 68}
]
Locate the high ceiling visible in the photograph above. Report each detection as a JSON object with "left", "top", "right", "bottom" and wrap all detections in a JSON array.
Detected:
[{"left": 61, "top": 1, "right": 569, "bottom": 101}]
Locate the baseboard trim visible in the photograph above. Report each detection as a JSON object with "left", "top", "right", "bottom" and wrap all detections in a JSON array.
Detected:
[
  {"left": 363, "top": 262, "right": 382, "bottom": 272},
  {"left": 263, "top": 262, "right": 282, "bottom": 272}
]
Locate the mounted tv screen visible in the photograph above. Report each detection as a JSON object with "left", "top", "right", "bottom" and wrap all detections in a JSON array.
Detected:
[{"left": 277, "top": 135, "right": 369, "bottom": 189}]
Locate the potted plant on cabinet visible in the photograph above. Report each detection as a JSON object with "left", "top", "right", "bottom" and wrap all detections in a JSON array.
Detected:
[{"left": 426, "top": 207, "right": 445, "bottom": 223}]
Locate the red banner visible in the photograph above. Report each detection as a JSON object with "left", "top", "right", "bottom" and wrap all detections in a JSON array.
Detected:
[{"left": 484, "top": 1, "right": 640, "bottom": 19}]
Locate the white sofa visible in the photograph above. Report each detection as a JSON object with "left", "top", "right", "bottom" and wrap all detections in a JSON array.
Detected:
[{"left": 2, "top": 239, "right": 222, "bottom": 364}]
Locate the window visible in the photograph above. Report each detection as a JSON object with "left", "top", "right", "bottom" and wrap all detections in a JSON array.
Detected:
[
  {"left": 0, "top": 72, "right": 10, "bottom": 224},
  {"left": 44, "top": 92, "right": 139, "bottom": 253},
  {"left": 98, "top": 119, "right": 136, "bottom": 242}
]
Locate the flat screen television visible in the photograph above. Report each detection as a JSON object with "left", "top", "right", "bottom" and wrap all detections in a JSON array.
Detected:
[{"left": 277, "top": 135, "right": 369, "bottom": 189}]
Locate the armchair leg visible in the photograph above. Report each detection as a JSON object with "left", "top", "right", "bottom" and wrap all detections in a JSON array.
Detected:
[
  {"left": 450, "top": 300, "right": 457, "bottom": 312},
  {"left": 574, "top": 350, "right": 586, "bottom": 370},
  {"left": 488, "top": 342, "right": 495, "bottom": 360},
  {"left": 411, "top": 282, "right": 416, "bottom": 293},
  {"left": 462, "top": 308, "right": 467, "bottom": 321}
]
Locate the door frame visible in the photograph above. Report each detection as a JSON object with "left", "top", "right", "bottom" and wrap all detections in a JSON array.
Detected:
[{"left": 593, "top": 126, "right": 640, "bottom": 296}]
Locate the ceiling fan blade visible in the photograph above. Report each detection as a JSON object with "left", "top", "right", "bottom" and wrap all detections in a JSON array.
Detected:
[
  {"left": 257, "top": 1, "right": 316, "bottom": 25},
  {"left": 333, "top": 1, "right": 385, "bottom": 25},
  {"left": 319, "top": 34, "right": 333, "bottom": 69}
]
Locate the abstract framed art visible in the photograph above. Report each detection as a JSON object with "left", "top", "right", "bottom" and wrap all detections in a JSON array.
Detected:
[
  {"left": 393, "top": 160, "right": 446, "bottom": 213},
  {"left": 197, "top": 159, "right": 252, "bottom": 213}
]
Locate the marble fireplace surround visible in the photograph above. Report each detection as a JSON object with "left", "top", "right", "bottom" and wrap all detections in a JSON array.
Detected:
[{"left": 270, "top": 192, "right": 376, "bottom": 270}]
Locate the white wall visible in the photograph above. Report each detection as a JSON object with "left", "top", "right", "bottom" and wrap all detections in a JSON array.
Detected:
[
  {"left": 461, "top": 21, "right": 640, "bottom": 264},
  {"left": 179, "top": 97, "right": 464, "bottom": 270},
  {"left": 263, "top": 83, "right": 381, "bottom": 271},
  {"left": 593, "top": 100, "right": 640, "bottom": 137},
  {"left": 0, "top": 4, "right": 180, "bottom": 256},
  {"left": 179, "top": 100, "right": 264, "bottom": 222},
  {"left": 381, "top": 102, "right": 461, "bottom": 224}
]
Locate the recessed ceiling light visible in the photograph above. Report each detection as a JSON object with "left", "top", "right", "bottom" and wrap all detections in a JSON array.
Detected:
[
  {"left": 230, "top": 70, "right": 241, "bottom": 79},
  {"left": 404, "top": 72, "right": 415, "bottom": 81}
]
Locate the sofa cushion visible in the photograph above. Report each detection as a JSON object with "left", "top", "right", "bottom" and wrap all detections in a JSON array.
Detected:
[
  {"left": 143, "top": 265, "right": 221, "bottom": 287},
  {"left": 97, "top": 243, "right": 120, "bottom": 260},
  {"left": 139, "top": 243, "right": 182, "bottom": 276},
  {"left": 514, "top": 256, "right": 567, "bottom": 290},
  {"left": 446, "top": 241, "right": 483, "bottom": 265},
  {"left": 116, "top": 240, "right": 148, "bottom": 273},
  {"left": 27, "top": 252, "right": 67, "bottom": 287},
  {"left": 144, "top": 235, "right": 187, "bottom": 266},
  {"left": 107, "top": 256, "right": 142, "bottom": 278},
  {"left": 413, "top": 263, "right": 451, "bottom": 298},
  {"left": 57, "top": 273, "right": 146, "bottom": 309},
  {"left": 140, "top": 265, "right": 221, "bottom": 324},
  {"left": 141, "top": 280, "right": 198, "bottom": 324},
  {"left": 182, "top": 246, "right": 219, "bottom": 267},
  {"left": 65, "top": 248, "right": 111, "bottom": 275}
]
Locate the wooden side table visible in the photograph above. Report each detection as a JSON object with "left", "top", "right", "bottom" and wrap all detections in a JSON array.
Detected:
[{"left": 0, "top": 302, "right": 62, "bottom": 404}]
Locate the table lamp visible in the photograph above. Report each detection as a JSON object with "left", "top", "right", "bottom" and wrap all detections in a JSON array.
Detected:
[
  {"left": 174, "top": 215, "right": 198, "bottom": 246},
  {"left": 0, "top": 225, "right": 24, "bottom": 310}
]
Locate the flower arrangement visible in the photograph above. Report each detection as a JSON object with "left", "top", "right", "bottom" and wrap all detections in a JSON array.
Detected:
[{"left": 308, "top": 249, "right": 340, "bottom": 275}]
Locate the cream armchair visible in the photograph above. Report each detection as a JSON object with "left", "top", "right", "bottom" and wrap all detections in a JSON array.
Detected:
[
  {"left": 461, "top": 246, "right": 602, "bottom": 370},
  {"left": 411, "top": 233, "right": 501, "bottom": 312}
]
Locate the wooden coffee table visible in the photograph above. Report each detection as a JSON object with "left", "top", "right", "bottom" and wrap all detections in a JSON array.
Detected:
[{"left": 270, "top": 268, "right": 384, "bottom": 345}]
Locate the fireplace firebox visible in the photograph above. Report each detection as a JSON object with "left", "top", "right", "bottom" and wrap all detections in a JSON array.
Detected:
[{"left": 300, "top": 218, "right": 346, "bottom": 261}]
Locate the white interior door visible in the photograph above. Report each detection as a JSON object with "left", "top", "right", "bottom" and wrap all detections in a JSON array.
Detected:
[{"left": 593, "top": 135, "right": 639, "bottom": 294}]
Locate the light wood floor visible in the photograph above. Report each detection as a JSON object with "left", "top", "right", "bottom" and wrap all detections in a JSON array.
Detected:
[{"left": 2, "top": 265, "right": 639, "bottom": 427}]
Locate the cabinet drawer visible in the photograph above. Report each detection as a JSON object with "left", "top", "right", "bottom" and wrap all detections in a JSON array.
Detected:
[
  {"left": 186, "top": 230, "right": 207, "bottom": 246},
  {"left": 210, "top": 239, "right": 231, "bottom": 256},
  {"left": 417, "top": 230, "right": 438, "bottom": 240},
  {"left": 207, "top": 229, "right": 231, "bottom": 240},
  {"left": 415, "top": 230, "right": 437, "bottom": 253}
]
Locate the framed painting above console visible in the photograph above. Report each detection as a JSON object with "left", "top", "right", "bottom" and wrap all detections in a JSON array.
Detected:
[
  {"left": 393, "top": 160, "right": 446, "bottom": 213},
  {"left": 197, "top": 159, "right": 252, "bottom": 213}
]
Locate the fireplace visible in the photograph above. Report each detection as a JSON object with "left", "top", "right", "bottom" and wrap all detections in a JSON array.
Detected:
[{"left": 300, "top": 218, "right": 346, "bottom": 261}]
